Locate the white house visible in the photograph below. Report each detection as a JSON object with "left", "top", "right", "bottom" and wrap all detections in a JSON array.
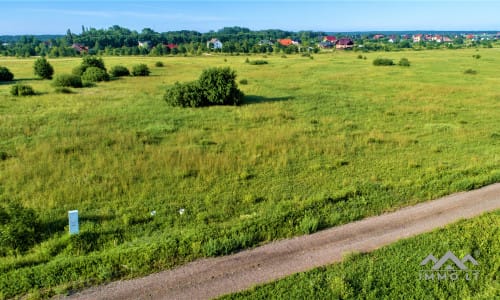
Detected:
[{"left": 207, "top": 38, "right": 223, "bottom": 50}]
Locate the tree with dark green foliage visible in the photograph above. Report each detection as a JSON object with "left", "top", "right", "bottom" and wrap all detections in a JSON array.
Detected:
[
  {"left": 132, "top": 64, "right": 150, "bottom": 76},
  {"left": 0, "top": 66, "right": 14, "bottom": 81},
  {"left": 33, "top": 57, "right": 54, "bottom": 79}
]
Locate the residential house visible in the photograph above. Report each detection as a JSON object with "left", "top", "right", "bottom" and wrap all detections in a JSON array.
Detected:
[
  {"left": 412, "top": 34, "right": 424, "bottom": 43},
  {"left": 165, "top": 43, "right": 178, "bottom": 50},
  {"left": 138, "top": 41, "right": 151, "bottom": 48},
  {"left": 442, "top": 36, "right": 453, "bottom": 43},
  {"left": 71, "top": 43, "right": 88, "bottom": 54},
  {"left": 336, "top": 38, "right": 354, "bottom": 49},
  {"left": 207, "top": 38, "right": 223, "bottom": 49},
  {"left": 373, "top": 34, "right": 385, "bottom": 40},
  {"left": 323, "top": 35, "right": 337, "bottom": 43},
  {"left": 278, "top": 38, "right": 294, "bottom": 46}
]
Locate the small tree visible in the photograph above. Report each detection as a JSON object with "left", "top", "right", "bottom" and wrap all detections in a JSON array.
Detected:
[
  {"left": 398, "top": 58, "right": 411, "bottom": 67},
  {"left": 33, "top": 57, "right": 54, "bottom": 79},
  {"left": 73, "top": 56, "right": 107, "bottom": 76},
  {"left": 0, "top": 66, "right": 14, "bottom": 81},
  {"left": 198, "top": 67, "right": 244, "bottom": 105},
  {"left": 10, "top": 84, "right": 36, "bottom": 96}
]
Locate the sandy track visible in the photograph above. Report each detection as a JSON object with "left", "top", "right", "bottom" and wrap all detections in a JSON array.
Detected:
[{"left": 66, "top": 183, "right": 500, "bottom": 300}]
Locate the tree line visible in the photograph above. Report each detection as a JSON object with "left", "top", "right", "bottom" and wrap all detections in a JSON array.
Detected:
[{"left": 0, "top": 26, "right": 496, "bottom": 57}]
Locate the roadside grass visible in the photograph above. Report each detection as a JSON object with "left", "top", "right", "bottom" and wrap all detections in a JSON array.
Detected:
[
  {"left": 0, "top": 49, "right": 499, "bottom": 297},
  {"left": 220, "top": 211, "right": 500, "bottom": 300}
]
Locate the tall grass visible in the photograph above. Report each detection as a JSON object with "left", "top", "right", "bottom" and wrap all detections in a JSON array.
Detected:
[{"left": 0, "top": 49, "right": 499, "bottom": 297}]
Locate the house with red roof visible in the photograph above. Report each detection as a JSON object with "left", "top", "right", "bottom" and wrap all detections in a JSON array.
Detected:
[
  {"left": 278, "top": 38, "right": 294, "bottom": 46},
  {"left": 336, "top": 38, "right": 354, "bottom": 49}
]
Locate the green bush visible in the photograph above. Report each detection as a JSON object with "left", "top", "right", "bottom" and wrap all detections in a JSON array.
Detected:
[
  {"left": 398, "top": 58, "right": 411, "bottom": 67},
  {"left": 131, "top": 64, "right": 150, "bottom": 76},
  {"left": 54, "top": 87, "right": 73, "bottom": 94},
  {"left": 248, "top": 60, "right": 268, "bottom": 65},
  {"left": 10, "top": 84, "right": 36, "bottom": 96},
  {"left": 0, "top": 66, "right": 14, "bottom": 81},
  {"left": 464, "top": 68, "right": 477, "bottom": 75},
  {"left": 239, "top": 79, "right": 248, "bottom": 85},
  {"left": 0, "top": 203, "right": 39, "bottom": 254},
  {"left": 155, "top": 61, "right": 164, "bottom": 67},
  {"left": 73, "top": 56, "right": 106, "bottom": 76},
  {"left": 373, "top": 58, "right": 395, "bottom": 66},
  {"left": 52, "top": 74, "right": 83, "bottom": 88},
  {"left": 164, "top": 67, "right": 244, "bottom": 107},
  {"left": 164, "top": 81, "right": 206, "bottom": 107},
  {"left": 109, "top": 65, "right": 130, "bottom": 77},
  {"left": 33, "top": 57, "right": 54, "bottom": 79},
  {"left": 81, "top": 67, "right": 110, "bottom": 82},
  {"left": 197, "top": 67, "right": 244, "bottom": 105}
]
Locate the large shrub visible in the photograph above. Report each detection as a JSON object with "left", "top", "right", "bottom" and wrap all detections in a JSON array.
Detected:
[
  {"left": 73, "top": 56, "right": 106, "bottom": 76},
  {"left": 198, "top": 67, "right": 244, "bottom": 105},
  {"left": 81, "top": 66, "right": 110, "bottom": 82},
  {"left": 109, "top": 65, "right": 130, "bottom": 77},
  {"left": 52, "top": 74, "right": 83, "bottom": 88},
  {"left": 398, "top": 58, "right": 411, "bottom": 67},
  {"left": 0, "top": 203, "right": 39, "bottom": 254},
  {"left": 10, "top": 84, "right": 36, "bottom": 96},
  {"left": 0, "top": 66, "right": 14, "bottom": 81},
  {"left": 33, "top": 57, "right": 54, "bottom": 79},
  {"left": 164, "top": 67, "right": 244, "bottom": 107},
  {"left": 373, "top": 58, "right": 395, "bottom": 66},
  {"left": 164, "top": 81, "right": 206, "bottom": 107},
  {"left": 132, "top": 64, "right": 151, "bottom": 76}
]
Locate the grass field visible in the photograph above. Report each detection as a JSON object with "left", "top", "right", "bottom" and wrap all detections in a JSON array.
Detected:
[
  {"left": 0, "top": 48, "right": 499, "bottom": 298},
  {"left": 220, "top": 211, "right": 500, "bottom": 300}
]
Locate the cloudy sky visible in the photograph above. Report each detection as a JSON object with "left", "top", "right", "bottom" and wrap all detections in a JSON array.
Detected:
[{"left": 1, "top": 0, "right": 499, "bottom": 34}]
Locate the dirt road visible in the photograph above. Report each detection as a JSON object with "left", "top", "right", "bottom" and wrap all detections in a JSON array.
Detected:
[{"left": 66, "top": 183, "right": 500, "bottom": 300}]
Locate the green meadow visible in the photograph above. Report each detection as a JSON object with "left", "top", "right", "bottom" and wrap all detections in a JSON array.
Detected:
[{"left": 0, "top": 48, "right": 499, "bottom": 297}]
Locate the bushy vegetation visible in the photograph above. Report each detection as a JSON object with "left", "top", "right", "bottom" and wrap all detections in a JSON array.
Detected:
[
  {"left": 109, "top": 65, "right": 130, "bottom": 77},
  {"left": 165, "top": 67, "right": 244, "bottom": 107},
  {"left": 52, "top": 74, "right": 83, "bottom": 88},
  {"left": 0, "top": 66, "right": 14, "bottom": 81},
  {"left": 373, "top": 58, "right": 395, "bottom": 66},
  {"left": 33, "top": 57, "right": 54, "bottom": 79},
  {"left": 155, "top": 61, "right": 164, "bottom": 67},
  {"left": 81, "top": 66, "right": 110, "bottom": 82},
  {"left": 131, "top": 64, "right": 150, "bottom": 76},
  {"left": 0, "top": 203, "right": 39, "bottom": 255},
  {"left": 464, "top": 68, "right": 477, "bottom": 75},
  {"left": 399, "top": 57, "right": 411, "bottom": 66},
  {"left": 221, "top": 211, "right": 499, "bottom": 299},
  {"left": 10, "top": 84, "right": 35, "bottom": 96},
  {"left": 73, "top": 56, "right": 107, "bottom": 76},
  {"left": 247, "top": 60, "right": 268, "bottom": 65}
]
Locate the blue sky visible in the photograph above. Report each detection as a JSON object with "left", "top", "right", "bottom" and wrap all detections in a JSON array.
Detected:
[{"left": 1, "top": 1, "right": 500, "bottom": 35}]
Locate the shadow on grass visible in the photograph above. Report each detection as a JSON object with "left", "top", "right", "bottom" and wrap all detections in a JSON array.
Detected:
[{"left": 243, "top": 95, "right": 294, "bottom": 105}]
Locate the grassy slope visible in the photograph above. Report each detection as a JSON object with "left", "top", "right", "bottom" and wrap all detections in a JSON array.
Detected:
[
  {"left": 220, "top": 211, "right": 500, "bottom": 300},
  {"left": 0, "top": 49, "right": 499, "bottom": 297}
]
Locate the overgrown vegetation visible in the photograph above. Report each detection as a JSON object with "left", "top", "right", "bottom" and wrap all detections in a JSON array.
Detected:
[
  {"left": 109, "top": 65, "right": 130, "bottom": 77},
  {"left": 398, "top": 57, "right": 411, "bottom": 66},
  {"left": 373, "top": 58, "right": 395, "bottom": 66},
  {"left": 0, "top": 50, "right": 498, "bottom": 298},
  {"left": 131, "top": 64, "right": 150, "bottom": 76},
  {"left": 221, "top": 211, "right": 499, "bottom": 299},
  {"left": 164, "top": 67, "right": 244, "bottom": 107},
  {"left": 0, "top": 66, "right": 14, "bottom": 81},
  {"left": 52, "top": 74, "right": 83, "bottom": 88},
  {"left": 81, "top": 66, "right": 110, "bottom": 83},
  {"left": 0, "top": 203, "right": 39, "bottom": 255},
  {"left": 73, "top": 56, "right": 107, "bottom": 76},
  {"left": 10, "top": 84, "right": 36, "bottom": 96}
]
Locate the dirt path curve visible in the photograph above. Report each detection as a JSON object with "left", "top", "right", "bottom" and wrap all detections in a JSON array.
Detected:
[{"left": 67, "top": 183, "right": 500, "bottom": 300}]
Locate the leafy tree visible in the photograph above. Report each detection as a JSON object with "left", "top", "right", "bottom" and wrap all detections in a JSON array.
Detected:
[
  {"left": 197, "top": 67, "right": 244, "bottom": 105},
  {"left": 0, "top": 66, "right": 14, "bottom": 81},
  {"left": 33, "top": 57, "right": 54, "bottom": 79}
]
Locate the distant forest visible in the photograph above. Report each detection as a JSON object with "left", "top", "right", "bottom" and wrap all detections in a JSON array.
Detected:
[{"left": 0, "top": 26, "right": 497, "bottom": 57}]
